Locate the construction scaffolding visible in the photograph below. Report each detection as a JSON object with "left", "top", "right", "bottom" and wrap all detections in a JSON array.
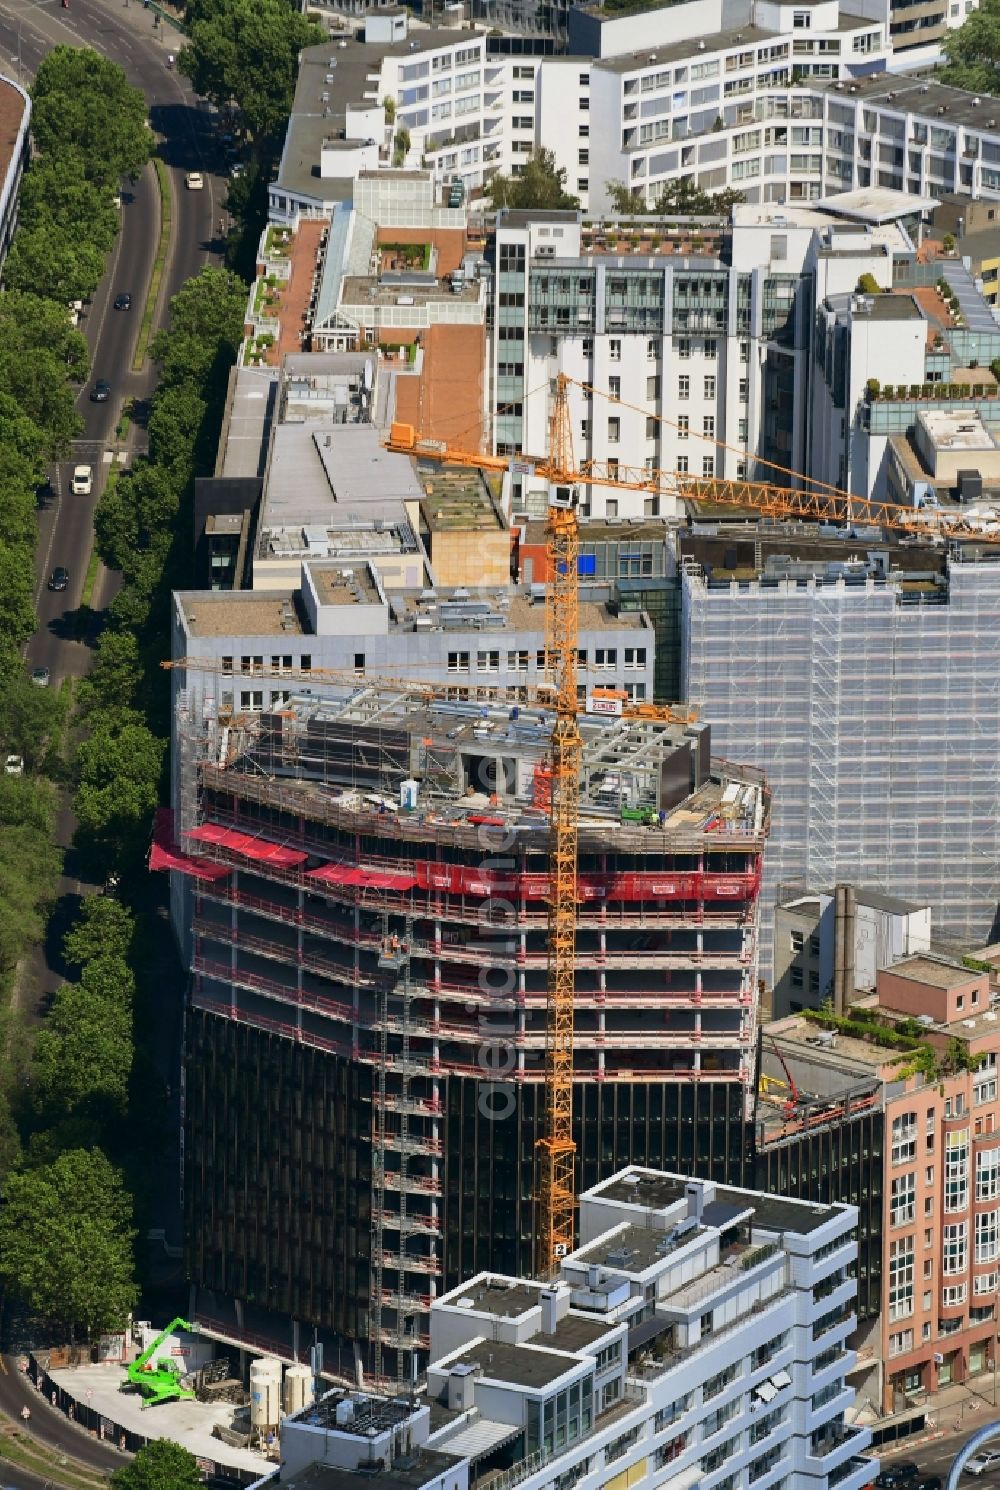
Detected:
[{"left": 167, "top": 682, "right": 770, "bottom": 1354}]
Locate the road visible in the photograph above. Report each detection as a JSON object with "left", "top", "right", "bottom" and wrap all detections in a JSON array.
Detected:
[
  {"left": 0, "top": 0, "right": 231, "bottom": 996},
  {"left": 0, "top": 5, "right": 229, "bottom": 1475}
]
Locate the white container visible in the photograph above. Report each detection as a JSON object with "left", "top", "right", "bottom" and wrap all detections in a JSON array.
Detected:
[
  {"left": 250, "top": 1359, "right": 282, "bottom": 1427},
  {"left": 283, "top": 1363, "right": 313, "bottom": 1415},
  {"left": 400, "top": 778, "right": 419, "bottom": 811}
]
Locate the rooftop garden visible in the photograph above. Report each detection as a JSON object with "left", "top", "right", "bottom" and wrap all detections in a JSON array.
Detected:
[
  {"left": 866, "top": 377, "right": 1000, "bottom": 402},
  {"left": 264, "top": 224, "right": 293, "bottom": 259},
  {"left": 801, "top": 1005, "right": 984, "bottom": 1082},
  {"left": 380, "top": 241, "right": 432, "bottom": 272}
]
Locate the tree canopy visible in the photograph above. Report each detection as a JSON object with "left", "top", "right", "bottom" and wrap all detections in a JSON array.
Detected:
[
  {"left": 179, "top": 0, "right": 324, "bottom": 143},
  {"left": 31, "top": 982, "right": 133, "bottom": 1126},
  {"left": 112, "top": 1440, "right": 204, "bottom": 1490},
  {"left": 605, "top": 178, "right": 745, "bottom": 216},
  {"left": 74, "top": 711, "right": 165, "bottom": 868},
  {"left": 488, "top": 149, "right": 580, "bottom": 212},
  {"left": 31, "top": 48, "right": 151, "bottom": 187},
  {"left": 941, "top": 0, "right": 1000, "bottom": 91},
  {"left": 0, "top": 1149, "right": 138, "bottom": 1339}
]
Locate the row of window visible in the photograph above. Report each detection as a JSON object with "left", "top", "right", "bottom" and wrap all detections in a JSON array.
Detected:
[{"left": 447, "top": 647, "right": 647, "bottom": 675}]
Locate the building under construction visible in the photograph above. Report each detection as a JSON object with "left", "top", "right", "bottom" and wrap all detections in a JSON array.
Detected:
[{"left": 161, "top": 680, "right": 769, "bottom": 1375}]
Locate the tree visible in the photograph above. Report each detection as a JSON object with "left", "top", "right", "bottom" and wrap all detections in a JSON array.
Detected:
[
  {"left": 0, "top": 673, "right": 65, "bottom": 773},
  {"left": 31, "top": 48, "right": 151, "bottom": 186},
  {"left": 148, "top": 383, "right": 208, "bottom": 479},
  {"left": 64, "top": 895, "right": 136, "bottom": 971},
  {"left": 19, "top": 153, "right": 121, "bottom": 260},
  {"left": 0, "top": 1149, "right": 137, "bottom": 1340},
  {"left": 74, "top": 711, "right": 165, "bottom": 868},
  {"left": 941, "top": 0, "right": 1000, "bottom": 91},
  {"left": 0, "top": 542, "right": 39, "bottom": 649},
  {"left": 30, "top": 982, "right": 133, "bottom": 1124},
  {"left": 0, "top": 776, "right": 60, "bottom": 982},
  {"left": 0, "top": 342, "right": 84, "bottom": 459},
  {"left": 488, "top": 149, "right": 579, "bottom": 212},
  {"left": 606, "top": 177, "right": 745, "bottom": 216},
  {"left": 151, "top": 266, "right": 248, "bottom": 391},
  {"left": 78, "top": 632, "right": 145, "bottom": 719},
  {"left": 111, "top": 1440, "right": 204, "bottom": 1490},
  {"left": 179, "top": 0, "right": 324, "bottom": 143}
]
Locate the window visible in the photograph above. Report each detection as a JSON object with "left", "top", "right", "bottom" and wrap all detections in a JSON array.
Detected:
[
  {"left": 978, "top": 1147, "right": 1000, "bottom": 1201},
  {"left": 889, "top": 1236, "right": 914, "bottom": 1320},
  {"left": 607, "top": 418, "right": 620, "bottom": 443},
  {"left": 739, "top": 378, "right": 748, "bottom": 401},
  {"left": 678, "top": 337, "right": 691, "bottom": 359},
  {"left": 579, "top": 123, "right": 590, "bottom": 137},
  {"left": 794, "top": 8, "right": 812, "bottom": 23},
  {"left": 240, "top": 655, "right": 263, "bottom": 673},
  {"left": 646, "top": 416, "right": 657, "bottom": 439},
  {"left": 300, "top": 655, "right": 312, "bottom": 672},
  {"left": 703, "top": 415, "right": 715, "bottom": 439},
  {"left": 647, "top": 338, "right": 659, "bottom": 361},
  {"left": 942, "top": 1283, "right": 968, "bottom": 1307},
  {"left": 791, "top": 966, "right": 804, "bottom": 988},
  {"left": 976, "top": 1209, "right": 1000, "bottom": 1264},
  {"left": 676, "top": 455, "right": 688, "bottom": 474},
  {"left": 892, "top": 1112, "right": 918, "bottom": 1165},
  {"left": 609, "top": 338, "right": 622, "bottom": 362},
  {"left": 705, "top": 338, "right": 717, "bottom": 359},
  {"left": 702, "top": 455, "right": 715, "bottom": 477},
  {"left": 240, "top": 690, "right": 264, "bottom": 710},
  {"left": 507, "top": 649, "right": 529, "bottom": 671},
  {"left": 354, "top": 652, "right": 365, "bottom": 671},
  {"left": 624, "top": 647, "right": 646, "bottom": 669},
  {"left": 704, "top": 375, "right": 716, "bottom": 399},
  {"left": 222, "top": 655, "right": 233, "bottom": 674},
  {"left": 678, "top": 376, "right": 690, "bottom": 400},
  {"left": 740, "top": 340, "right": 749, "bottom": 362},
  {"left": 889, "top": 1329, "right": 914, "bottom": 1356},
  {"left": 975, "top": 1270, "right": 998, "bottom": 1296},
  {"left": 923, "top": 1258, "right": 933, "bottom": 1278},
  {"left": 578, "top": 149, "right": 589, "bottom": 165},
  {"left": 790, "top": 930, "right": 804, "bottom": 952},
  {"left": 581, "top": 419, "right": 591, "bottom": 441},
  {"left": 677, "top": 415, "right": 689, "bottom": 439},
  {"left": 945, "top": 1129, "right": 970, "bottom": 1212},
  {"left": 943, "top": 1221, "right": 968, "bottom": 1275},
  {"left": 448, "top": 651, "right": 470, "bottom": 672},
  {"left": 891, "top": 1173, "right": 916, "bottom": 1227},
  {"left": 647, "top": 374, "right": 660, "bottom": 399},
  {"left": 477, "top": 650, "right": 499, "bottom": 673},
  {"left": 594, "top": 648, "right": 617, "bottom": 668},
  {"left": 609, "top": 376, "right": 621, "bottom": 400}
]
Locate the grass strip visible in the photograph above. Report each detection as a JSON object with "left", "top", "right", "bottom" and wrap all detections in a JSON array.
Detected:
[
  {"left": 0, "top": 1426, "right": 111, "bottom": 1489},
  {"left": 132, "top": 156, "right": 172, "bottom": 372},
  {"left": 81, "top": 537, "right": 103, "bottom": 611}
]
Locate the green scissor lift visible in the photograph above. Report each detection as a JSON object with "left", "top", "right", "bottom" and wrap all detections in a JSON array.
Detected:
[{"left": 123, "top": 1317, "right": 198, "bottom": 1408}]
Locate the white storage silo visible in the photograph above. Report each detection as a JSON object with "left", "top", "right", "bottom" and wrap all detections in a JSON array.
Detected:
[
  {"left": 250, "top": 1358, "right": 282, "bottom": 1428},
  {"left": 283, "top": 1363, "right": 313, "bottom": 1416}
]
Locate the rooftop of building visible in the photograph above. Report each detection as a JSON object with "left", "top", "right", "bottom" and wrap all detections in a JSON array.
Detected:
[
  {"left": 588, "top": 1168, "right": 837, "bottom": 1235},
  {"left": 815, "top": 186, "right": 939, "bottom": 225},
  {"left": 815, "top": 73, "right": 992, "bottom": 132},
  {"left": 851, "top": 291, "right": 924, "bottom": 322},
  {"left": 591, "top": 10, "right": 871, "bottom": 71},
  {"left": 678, "top": 524, "right": 948, "bottom": 584},
  {"left": 340, "top": 273, "right": 482, "bottom": 306},
  {"left": 0, "top": 78, "right": 27, "bottom": 197},
  {"left": 392, "top": 324, "right": 488, "bottom": 450},
  {"left": 443, "top": 1338, "right": 582, "bottom": 1390},
  {"left": 218, "top": 366, "right": 279, "bottom": 481},
  {"left": 777, "top": 882, "right": 929, "bottom": 917},
  {"left": 281, "top": 1449, "right": 462, "bottom": 1490},
  {"left": 440, "top": 1276, "right": 614, "bottom": 1349},
  {"left": 199, "top": 690, "right": 768, "bottom": 851},
  {"left": 277, "top": 29, "right": 470, "bottom": 204},
  {"left": 880, "top": 952, "right": 978, "bottom": 990},
  {"left": 917, "top": 409, "right": 999, "bottom": 453}
]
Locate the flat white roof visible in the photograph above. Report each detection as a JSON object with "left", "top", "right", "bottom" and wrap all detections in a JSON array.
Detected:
[
  {"left": 917, "top": 409, "right": 997, "bottom": 452},
  {"left": 816, "top": 187, "right": 939, "bottom": 224}
]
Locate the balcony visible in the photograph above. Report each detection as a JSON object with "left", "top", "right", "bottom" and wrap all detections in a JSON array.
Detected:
[
  {"left": 805, "top": 1423, "right": 873, "bottom": 1477},
  {"left": 827, "top": 1455, "right": 878, "bottom": 1490}
]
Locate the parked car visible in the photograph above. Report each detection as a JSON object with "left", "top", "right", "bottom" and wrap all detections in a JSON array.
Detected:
[
  {"left": 965, "top": 1451, "right": 1000, "bottom": 1476},
  {"left": 72, "top": 465, "right": 93, "bottom": 496},
  {"left": 185, "top": 171, "right": 204, "bottom": 190},
  {"left": 30, "top": 666, "right": 50, "bottom": 688},
  {"left": 876, "top": 1466, "right": 920, "bottom": 1489},
  {"left": 5, "top": 755, "right": 23, "bottom": 776},
  {"left": 914, "top": 1477, "right": 943, "bottom": 1490},
  {"left": 113, "top": 292, "right": 132, "bottom": 311}
]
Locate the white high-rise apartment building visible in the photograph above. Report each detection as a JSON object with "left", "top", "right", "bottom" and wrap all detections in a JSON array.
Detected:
[{"left": 276, "top": 1166, "right": 872, "bottom": 1490}]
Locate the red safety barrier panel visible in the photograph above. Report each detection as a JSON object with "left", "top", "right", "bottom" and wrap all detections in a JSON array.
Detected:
[{"left": 187, "top": 822, "right": 308, "bottom": 867}]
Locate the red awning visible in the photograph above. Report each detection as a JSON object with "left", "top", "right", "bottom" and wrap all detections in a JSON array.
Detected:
[
  {"left": 186, "top": 822, "right": 308, "bottom": 867},
  {"left": 150, "top": 808, "right": 232, "bottom": 881},
  {"left": 306, "top": 864, "right": 417, "bottom": 891}
]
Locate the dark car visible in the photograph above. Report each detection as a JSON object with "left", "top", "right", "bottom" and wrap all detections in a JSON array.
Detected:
[
  {"left": 876, "top": 1466, "right": 920, "bottom": 1489},
  {"left": 90, "top": 379, "right": 111, "bottom": 403},
  {"left": 48, "top": 566, "right": 69, "bottom": 592},
  {"left": 113, "top": 292, "right": 132, "bottom": 311}
]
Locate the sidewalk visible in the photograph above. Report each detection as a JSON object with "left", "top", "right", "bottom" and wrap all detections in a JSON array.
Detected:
[{"left": 880, "top": 1373, "right": 1000, "bottom": 1457}]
